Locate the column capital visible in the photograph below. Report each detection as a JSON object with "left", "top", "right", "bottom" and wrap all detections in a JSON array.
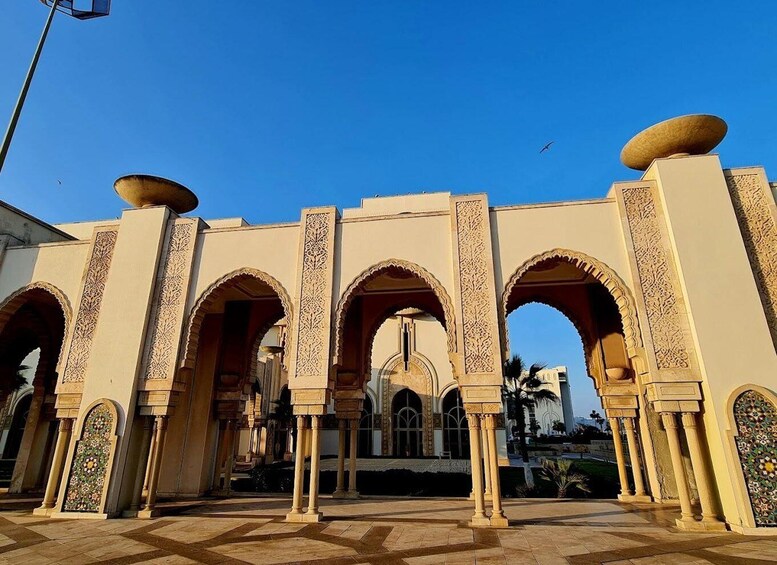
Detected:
[
  {"left": 60, "top": 417, "right": 73, "bottom": 432},
  {"left": 621, "top": 416, "right": 636, "bottom": 431},
  {"left": 483, "top": 413, "right": 496, "bottom": 430},
  {"left": 338, "top": 418, "right": 347, "bottom": 431},
  {"left": 310, "top": 414, "right": 322, "bottom": 429},
  {"left": 296, "top": 414, "right": 308, "bottom": 429},
  {"left": 660, "top": 412, "right": 679, "bottom": 430},
  {"left": 680, "top": 412, "right": 697, "bottom": 428},
  {"left": 466, "top": 413, "right": 481, "bottom": 430}
]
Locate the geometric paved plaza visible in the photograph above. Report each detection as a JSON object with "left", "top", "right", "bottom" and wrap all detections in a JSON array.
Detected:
[{"left": 0, "top": 495, "right": 775, "bottom": 564}]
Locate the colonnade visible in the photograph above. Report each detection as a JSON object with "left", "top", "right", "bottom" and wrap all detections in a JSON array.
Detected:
[
  {"left": 608, "top": 415, "right": 649, "bottom": 502},
  {"left": 332, "top": 418, "right": 359, "bottom": 499},
  {"left": 466, "top": 413, "right": 507, "bottom": 527},
  {"left": 286, "top": 415, "right": 324, "bottom": 522}
]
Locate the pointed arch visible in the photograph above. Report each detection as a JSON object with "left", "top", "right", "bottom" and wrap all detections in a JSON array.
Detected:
[
  {"left": 501, "top": 249, "right": 642, "bottom": 359},
  {"left": 180, "top": 268, "right": 293, "bottom": 370},
  {"left": 333, "top": 259, "right": 457, "bottom": 368}
]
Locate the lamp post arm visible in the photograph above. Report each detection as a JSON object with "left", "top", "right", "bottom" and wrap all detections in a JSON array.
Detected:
[{"left": 0, "top": 0, "right": 59, "bottom": 174}]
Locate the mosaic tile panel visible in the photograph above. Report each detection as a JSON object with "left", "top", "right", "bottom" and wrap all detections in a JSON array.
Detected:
[
  {"left": 62, "top": 402, "right": 115, "bottom": 513},
  {"left": 733, "top": 389, "right": 777, "bottom": 527}
]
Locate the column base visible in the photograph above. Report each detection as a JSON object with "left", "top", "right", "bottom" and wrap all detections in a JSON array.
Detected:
[
  {"left": 618, "top": 494, "right": 653, "bottom": 503},
  {"left": 286, "top": 511, "right": 323, "bottom": 523},
  {"left": 468, "top": 515, "right": 491, "bottom": 527},
  {"left": 332, "top": 489, "right": 347, "bottom": 499},
  {"left": 32, "top": 506, "right": 53, "bottom": 517},
  {"left": 489, "top": 514, "right": 509, "bottom": 528},
  {"left": 344, "top": 490, "right": 360, "bottom": 499},
  {"left": 121, "top": 509, "right": 140, "bottom": 518},
  {"left": 675, "top": 517, "right": 727, "bottom": 532},
  {"left": 137, "top": 508, "right": 161, "bottom": 519}
]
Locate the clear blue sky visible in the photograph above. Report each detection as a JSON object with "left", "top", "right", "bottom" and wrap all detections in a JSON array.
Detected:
[{"left": 2, "top": 2, "right": 776, "bottom": 415}]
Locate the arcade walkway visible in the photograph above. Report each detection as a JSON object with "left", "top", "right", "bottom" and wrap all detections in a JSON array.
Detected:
[{"left": 0, "top": 495, "right": 774, "bottom": 564}]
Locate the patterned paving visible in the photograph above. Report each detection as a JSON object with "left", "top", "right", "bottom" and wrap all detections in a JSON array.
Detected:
[{"left": 0, "top": 495, "right": 775, "bottom": 564}]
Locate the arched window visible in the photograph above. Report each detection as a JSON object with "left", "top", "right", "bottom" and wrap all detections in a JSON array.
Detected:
[
  {"left": 358, "top": 396, "right": 373, "bottom": 457},
  {"left": 392, "top": 389, "right": 422, "bottom": 457},
  {"left": 442, "top": 389, "right": 469, "bottom": 458}
]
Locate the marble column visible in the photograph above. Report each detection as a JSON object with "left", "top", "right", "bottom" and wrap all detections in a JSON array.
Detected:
[
  {"left": 481, "top": 427, "right": 492, "bottom": 498},
  {"left": 622, "top": 417, "right": 648, "bottom": 498},
  {"left": 139, "top": 416, "right": 168, "bottom": 518},
  {"left": 286, "top": 415, "right": 308, "bottom": 521},
  {"left": 306, "top": 415, "right": 323, "bottom": 520},
  {"left": 609, "top": 417, "right": 633, "bottom": 498},
  {"left": 466, "top": 414, "right": 488, "bottom": 526},
  {"left": 333, "top": 419, "right": 347, "bottom": 498},
  {"left": 661, "top": 412, "right": 695, "bottom": 524},
  {"left": 33, "top": 418, "right": 72, "bottom": 516},
  {"left": 124, "top": 417, "right": 153, "bottom": 516},
  {"left": 484, "top": 414, "right": 508, "bottom": 527},
  {"left": 221, "top": 419, "right": 238, "bottom": 494},
  {"left": 347, "top": 418, "right": 359, "bottom": 498},
  {"left": 681, "top": 412, "right": 724, "bottom": 528}
]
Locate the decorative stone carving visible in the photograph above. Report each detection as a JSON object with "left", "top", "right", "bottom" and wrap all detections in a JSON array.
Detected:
[
  {"left": 733, "top": 389, "right": 777, "bottom": 527},
  {"left": 501, "top": 248, "right": 642, "bottom": 359},
  {"left": 143, "top": 220, "right": 197, "bottom": 380},
  {"left": 294, "top": 212, "right": 334, "bottom": 379},
  {"left": 452, "top": 199, "right": 498, "bottom": 375},
  {"left": 181, "top": 268, "right": 293, "bottom": 370},
  {"left": 62, "top": 230, "right": 118, "bottom": 383},
  {"left": 62, "top": 402, "right": 117, "bottom": 513},
  {"left": 380, "top": 356, "right": 434, "bottom": 456},
  {"left": 725, "top": 173, "right": 777, "bottom": 350},
  {"left": 333, "top": 258, "right": 457, "bottom": 373},
  {"left": 621, "top": 187, "right": 690, "bottom": 370}
]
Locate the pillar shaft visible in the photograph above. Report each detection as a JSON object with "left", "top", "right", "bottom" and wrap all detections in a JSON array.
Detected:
[
  {"left": 129, "top": 417, "right": 153, "bottom": 512},
  {"left": 222, "top": 419, "right": 237, "bottom": 493},
  {"left": 484, "top": 414, "right": 507, "bottom": 525},
  {"left": 348, "top": 418, "right": 358, "bottom": 494},
  {"left": 466, "top": 414, "right": 487, "bottom": 523},
  {"left": 143, "top": 416, "right": 168, "bottom": 513},
  {"left": 37, "top": 418, "right": 72, "bottom": 511},
  {"left": 681, "top": 412, "right": 720, "bottom": 523},
  {"left": 609, "top": 418, "right": 632, "bottom": 496},
  {"left": 622, "top": 417, "right": 647, "bottom": 497},
  {"left": 306, "top": 416, "right": 322, "bottom": 516},
  {"left": 289, "top": 415, "right": 308, "bottom": 515},
  {"left": 481, "top": 427, "right": 492, "bottom": 496},
  {"left": 334, "top": 419, "right": 346, "bottom": 496},
  {"left": 661, "top": 412, "right": 695, "bottom": 521}
]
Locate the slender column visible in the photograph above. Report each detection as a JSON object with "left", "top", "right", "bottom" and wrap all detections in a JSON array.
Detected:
[
  {"left": 609, "top": 418, "right": 632, "bottom": 497},
  {"left": 347, "top": 418, "right": 359, "bottom": 497},
  {"left": 140, "top": 416, "right": 168, "bottom": 517},
  {"left": 127, "top": 417, "right": 154, "bottom": 514},
  {"left": 286, "top": 415, "right": 308, "bottom": 519},
  {"left": 681, "top": 412, "right": 722, "bottom": 525},
  {"left": 661, "top": 413, "right": 695, "bottom": 523},
  {"left": 484, "top": 414, "right": 508, "bottom": 527},
  {"left": 333, "top": 419, "right": 347, "bottom": 497},
  {"left": 34, "top": 418, "right": 72, "bottom": 514},
  {"left": 306, "top": 415, "right": 323, "bottom": 518},
  {"left": 222, "top": 419, "right": 238, "bottom": 494},
  {"left": 211, "top": 420, "right": 227, "bottom": 490},
  {"left": 481, "top": 427, "right": 492, "bottom": 497},
  {"left": 622, "top": 417, "right": 647, "bottom": 497},
  {"left": 466, "top": 414, "right": 488, "bottom": 525}
]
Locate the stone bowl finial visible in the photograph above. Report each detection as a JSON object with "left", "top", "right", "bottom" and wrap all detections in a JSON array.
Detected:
[
  {"left": 114, "top": 174, "right": 198, "bottom": 214},
  {"left": 620, "top": 114, "right": 727, "bottom": 171}
]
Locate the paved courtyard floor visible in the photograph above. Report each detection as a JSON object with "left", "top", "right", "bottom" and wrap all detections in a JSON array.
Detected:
[{"left": 0, "top": 494, "right": 774, "bottom": 564}]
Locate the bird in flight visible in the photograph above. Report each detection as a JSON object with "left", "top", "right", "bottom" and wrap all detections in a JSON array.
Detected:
[
  {"left": 57, "top": 180, "right": 62, "bottom": 185},
  {"left": 540, "top": 141, "right": 554, "bottom": 154}
]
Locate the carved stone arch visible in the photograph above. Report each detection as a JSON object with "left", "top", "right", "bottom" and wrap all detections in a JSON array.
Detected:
[
  {"left": 180, "top": 268, "right": 293, "bottom": 371},
  {"left": 501, "top": 249, "right": 642, "bottom": 359},
  {"left": 0, "top": 282, "right": 73, "bottom": 372},
  {"left": 333, "top": 259, "right": 457, "bottom": 369}
]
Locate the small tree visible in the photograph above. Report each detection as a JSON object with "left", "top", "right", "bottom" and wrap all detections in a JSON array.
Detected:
[
  {"left": 539, "top": 458, "right": 591, "bottom": 498},
  {"left": 551, "top": 420, "right": 566, "bottom": 435},
  {"left": 502, "top": 355, "right": 558, "bottom": 463},
  {"left": 589, "top": 410, "right": 605, "bottom": 431}
]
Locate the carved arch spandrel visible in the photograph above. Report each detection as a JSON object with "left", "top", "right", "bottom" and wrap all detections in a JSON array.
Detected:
[
  {"left": 0, "top": 281, "right": 73, "bottom": 377},
  {"left": 501, "top": 248, "right": 642, "bottom": 360},
  {"left": 179, "top": 268, "right": 293, "bottom": 370},
  {"left": 332, "top": 258, "right": 457, "bottom": 368}
]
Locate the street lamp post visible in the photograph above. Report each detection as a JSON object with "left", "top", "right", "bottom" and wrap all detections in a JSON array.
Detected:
[{"left": 0, "top": 1, "right": 111, "bottom": 175}]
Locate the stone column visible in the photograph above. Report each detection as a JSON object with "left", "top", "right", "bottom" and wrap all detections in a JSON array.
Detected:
[
  {"left": 484, "top": 414, "right": 508, "bottom": 527},
  {"left": 306, "top": 415, "right": 323, "bottom": 520},
  {"left": 211, "top": 420, "right": 227, "bottom": 491},
  {"left": 609, "top": 417, "right": 633, "bottom": 498},
  {"left": 221, "top": 419, "right": 238, "bottom": 494},
  {"left": 333, "top": 419, "right": 347, "bottom": 498},
  {"left": 124, "top": 417, "right": 153, "bottom": 516},
  {"left": 33, "top": 418, "right": 72, "bottom": 516},
  {"left": 139, "top": 416, "right": 168, "bottom": 518},
  {"left": 481, "top": 427, "right": 492, "bottom": 498},
  {"left": 661, "top": 413, "right": 695, "bottom": 525},
  {"left": 286, "top": 415, "right": 308, "bottom": 521},
  {"left": 347, "top": 418, "right": 359, "bottom": 498},
  {"left": 681, "top": 412, "right": 725, "bottom": 529},
  {"left": 466, "top": 414, "right": 488, "bottom": 526},
  {"left": 622, "top": 417, "right": 648, "bottom": 499}
]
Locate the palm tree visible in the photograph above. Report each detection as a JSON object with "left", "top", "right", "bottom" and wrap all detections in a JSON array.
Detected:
[
  {"left": 551, "top": 420, "right": 567, "bottom": 435},
  {"left": 539, "top": 458, "right": 591, "bottom": 498},
  {"left": 1, "top": 365, "right": 30, "bottom": 397},
  {"left": 589, "top": 410, "right": 605, "bottom": 431},
  {"left": 502, "top": 355, "right": 559, "bottom": 463}
]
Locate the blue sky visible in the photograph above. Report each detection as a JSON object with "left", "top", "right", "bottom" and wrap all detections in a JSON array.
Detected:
[{"left": 2, "top": 2, "right": 775, "bottom": 415}]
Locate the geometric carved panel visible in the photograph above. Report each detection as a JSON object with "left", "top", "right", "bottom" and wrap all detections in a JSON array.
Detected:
[
  {"left": 733, "top": 389, "right": 777, "bottom": 527},
  {"left": 726, "top": 172, "right": 777, "bottom": 351},
  {"left": 62, "top": 402, "right": 117, "bottom": 513}
]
